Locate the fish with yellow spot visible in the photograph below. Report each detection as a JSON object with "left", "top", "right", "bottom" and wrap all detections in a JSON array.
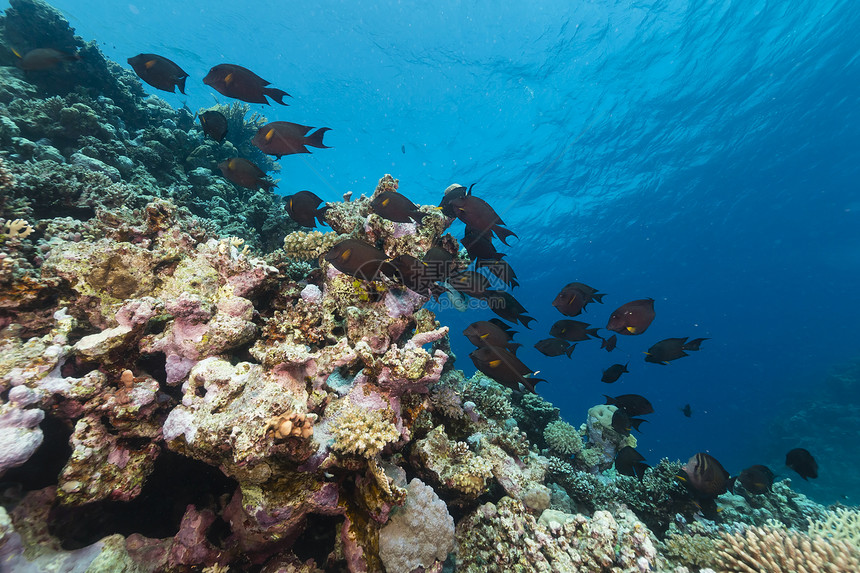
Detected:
[
  {"left": 217, "top": 158, "right": 274, "bottom": 191},
  {"left": 252, "top": 121, "right": 331, "bottom": 159},
  {"left": 469, "top": 346, "right": 545, "bottom": 393},
  {"left": 128, "top": 53, "right": 188, "bottom": 94},
  {"left": 203, "top": 63, "right": 290, "bottom": 105},
  {"left": 606, "top": 298, "right": 655, "bottom": 335}
]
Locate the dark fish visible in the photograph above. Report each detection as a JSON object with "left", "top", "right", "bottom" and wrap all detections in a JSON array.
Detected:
[
  {"left": 469, "top": 346, "right": 545, "bottom": 393},
  {"left": 549, "top": 320, "right": 600, "bottom": 342},
  {"left": 644, "top": 337, "right": 707, "bottom": 365},
  {"left": 128, "top": 53, "right": 187, "bottom": 94},
  {"left": 450, "top": 194, "right": 518, "bottom": 246},
  {"left": 786, "top": 448, "right": 818, "bottom": 480},
  {"left": 463, "top": 321, "right": 520, "bottom": 353},
  {"left": 422, "top": 246, "right": 458, "bottom": 281},
  {"left": 401, "top": 145, "right": 406, "bottom": 154},
  {"left": 439, "top": 184, "right": 468, "bottom": 218},
  {"left": 615, "top": 446, "right": 649, "bottom": 479},
  {"left": 611, "top": 409, "right": 648, "bottom": 435},
  {"left": 198, "top": 110, "right": 228, "bottom": 142},
  {"left": 601, "top": 363, "right": 629, "bottom": 383},
  {"left": 252, "top": 121, "right": 331, "bottom": 158},
  {"left": 370, "top": 191, "right": 428, "bottom": 224},
  {"left": 681, "top": 404, "right": 692, "bottom": 417},
  {"left": 18, "top": 48, "right": 80, "bottom": 71},
  {"left": 217, "top": 158, "right": 274, "bottom": 191},
  {"left": 678, "top": 452, "right": 730, "bottom": 498},
  {"left": 603, "top": 394, "right": 654, "bottom": 416},
  {"left": 475, "top": 259, "right": 518, "bottom": 289},
  {"left": 390, "top": 254, "right": 445, "bottom": 297},
  {"left": 447, "top": 271, "right": 492, "bottom": 298},
  {"left": 462, "top": 226, "right": 505, "bottom": 260},
  {"left": 285, "top": 190, "right": 328, "bottom": 228},
  {"left": 552, "top": 282, "right": 604, "bottom": 317},
  {"left": 731, "top": 465, "right": 774, "bottom": 494},
  {"left": 601, "top": 334, "right": 617, "bottom": 352},
  {"left": 203, "top": 63, "right": 290, "bottom": 105},
  {"left": 484, "top": 291, "right": 535, "bottom": 328},
  {"left": 606, "top": 298, "right": 655, "bottom": 335},
  {"left": 324, "top": 239, "right": 395, "bottom": 281},
  {"left": 534, "top": 338, "right": 575, "bottom": 358}
]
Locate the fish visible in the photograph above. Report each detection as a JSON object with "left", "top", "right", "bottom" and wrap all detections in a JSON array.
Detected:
[
  {"left": 463, "top": 320, "right": 520, "bottom": 353},
  {"left": 644, "top": 337, "right": 707, "bottom": 365},
  {"left": 370, "top": 191, "right": 429, "bottom": 224},
  {"left": 441, "top": 283, "right": 468, "bottom": 312},
  {"left": 552, "top": 282, "right": 604, "bottom": 317},
  {"left": 606, "top": 298, "right": 655, "bottom": 335},
  {"left": 198, "top": 110, "right": 228, "bottom": 142},
  {"left": 127, "top": 53, "right": 188, "bottom": 94},
  {"left": 450, "top": 194, "right": 518, "bottom": 245},
  {"left": 439, "top": 183, "right": 468, "bottom": 218},
  {"left": 462, "top": 226, "right": 505, "bottom": 260},
  {"left": 217, "top": 158, "right": 274, "bottom": 191},
  {"left": 324, "top": 239, "right": 395, "bottom": 281},
  {"left": 610, "top": 409, "right": 647, "bottom": 435},
  {"left": 252, "top": 121, "right": 331, "bottom": 158},
  {"left": 202, "top": 63, "right": 290, "bottom": 105},
  {"left": 548, "top": 320, "right": 600, "bottom": 342},
  {"left": 422, "top": 246, "right": 458, "bottom": 281},
  {"left": 469, "top": 346, "right": 545, "bottom": 393},
  {"left": 615, "top": 446, "right": 649, "bottom": 479},
  {"left": 474, "top": 259, "right": 519, "bottom": 288},
  {"left": 677, "top": 452, "right": 730, "bottom": 498},
  {"left": 785, "top": 448, "right": 818, "bottom": 480},
  {"left": 601, "top": 334, "right": 617, "bottom": 352},
  {"left": 447, "top": 271, "right": 493, "bottom": 298},
  {"left": 401, "top": 145, "right": 406, "bottom": 154},
  {"left": 601, "top": 363, "right": 629, "bottom": 383},
  {"left": 17, "top": 48, "right": 81, "bottom": 71},
  {"left": 603, "top": 394, "right": 654, "bottom": 416},
  {"left": 534, "top": 338, "right": 575, "bottom": 358},
  {"left": 731, "top": 465, "right": 774, "bottom": 494},
  {"left": 681, "top": 404, "right": 692, "bottom": 417},
  {"left": 484, "top": 291, "right": 535, "bottom": 328},
  {"left": 390, "top": 254, "right": 445, "bottom": 297},
  {"left": 285, "top": 190, "right": 328, "bottom": 228}
]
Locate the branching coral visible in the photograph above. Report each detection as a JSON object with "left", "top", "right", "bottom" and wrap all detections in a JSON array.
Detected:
[
  {"left": 283, "top": 230, "right": 345, "bottom": 260},
  {"left": 329, "top": 401, "right": 400, "bottom": 458},
  {"left": 2, "top": 218, "right": 33, "bottom": 239},
  {"left": 544, "top": 419, "right": 583, "bottom": 456},
  {"left": 716, "top": 526, "right": 860, "bottom": 572},
  {"left": 808, "top": 507, "right": 860, "bottom": 549}
]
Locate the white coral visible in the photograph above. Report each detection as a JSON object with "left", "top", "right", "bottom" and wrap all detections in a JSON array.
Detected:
[{"left": 2, "top": 219, "right": 33, "bottom": 239}]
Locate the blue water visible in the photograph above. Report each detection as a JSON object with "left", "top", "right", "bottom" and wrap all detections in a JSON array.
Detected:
[{"left": 23, "top": 0, "right": 860, "bottom": 503}]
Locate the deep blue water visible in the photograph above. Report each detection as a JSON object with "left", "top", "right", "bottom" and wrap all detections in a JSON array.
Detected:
[{"left": 15, "top": 0, "right": 860, "bottom": 503}]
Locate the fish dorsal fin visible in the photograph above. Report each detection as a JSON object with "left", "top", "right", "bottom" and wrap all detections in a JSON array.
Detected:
[
  {"left": 340, "top": 248, "right": 351, "bottom": 260},
  {"left": 265, "top": 128, "right": 275, "bottom": 142},
  {"left": 145, "top": 59, "right": 157, "bottom": 69}
]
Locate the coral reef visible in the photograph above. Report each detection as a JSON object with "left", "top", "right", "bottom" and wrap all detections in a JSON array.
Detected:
[
  {"left": 715, "top": 525, "right": 860, "bottom": 572},
  {"left": 0, "top": 1, "right": 856, "bottom": 571}
]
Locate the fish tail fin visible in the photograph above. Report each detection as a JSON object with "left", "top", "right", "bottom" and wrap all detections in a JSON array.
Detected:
[
  {"left": 586, "top": 328, "right": 601, "bottom": 338},
  {"left": 509, "top": 278, "right": 520, "bottom": 289},
  {"left": 316, "top": 204, "right": 330, "bottom": 226},
  {"left": 306, "top": 127, "right": 332, "bottom": 149},
  {"left": 520, "top": 315, "right": 536, "bottom": 329},
  {"left": 264, "top": 87, "right": 292, "bottom": 106},
  {"left": 592, "top": 293, "right": 605, "bottom": 303},
  {"left": 177, "top": 76, "right": 188, "bottom": 95},
  {"left": 565, "top": 344, "right": 576, "bottom": 358},
  {"left": 493, "top": 225, "right": 518, "bottom": 246},
  {"left": 506, "top": 342, "right": 522, "bottom": 355}
]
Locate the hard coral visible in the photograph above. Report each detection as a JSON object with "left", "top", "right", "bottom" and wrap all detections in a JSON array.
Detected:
[{"left": 716, "top": 526, "right": 860, "bottom": 573}]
